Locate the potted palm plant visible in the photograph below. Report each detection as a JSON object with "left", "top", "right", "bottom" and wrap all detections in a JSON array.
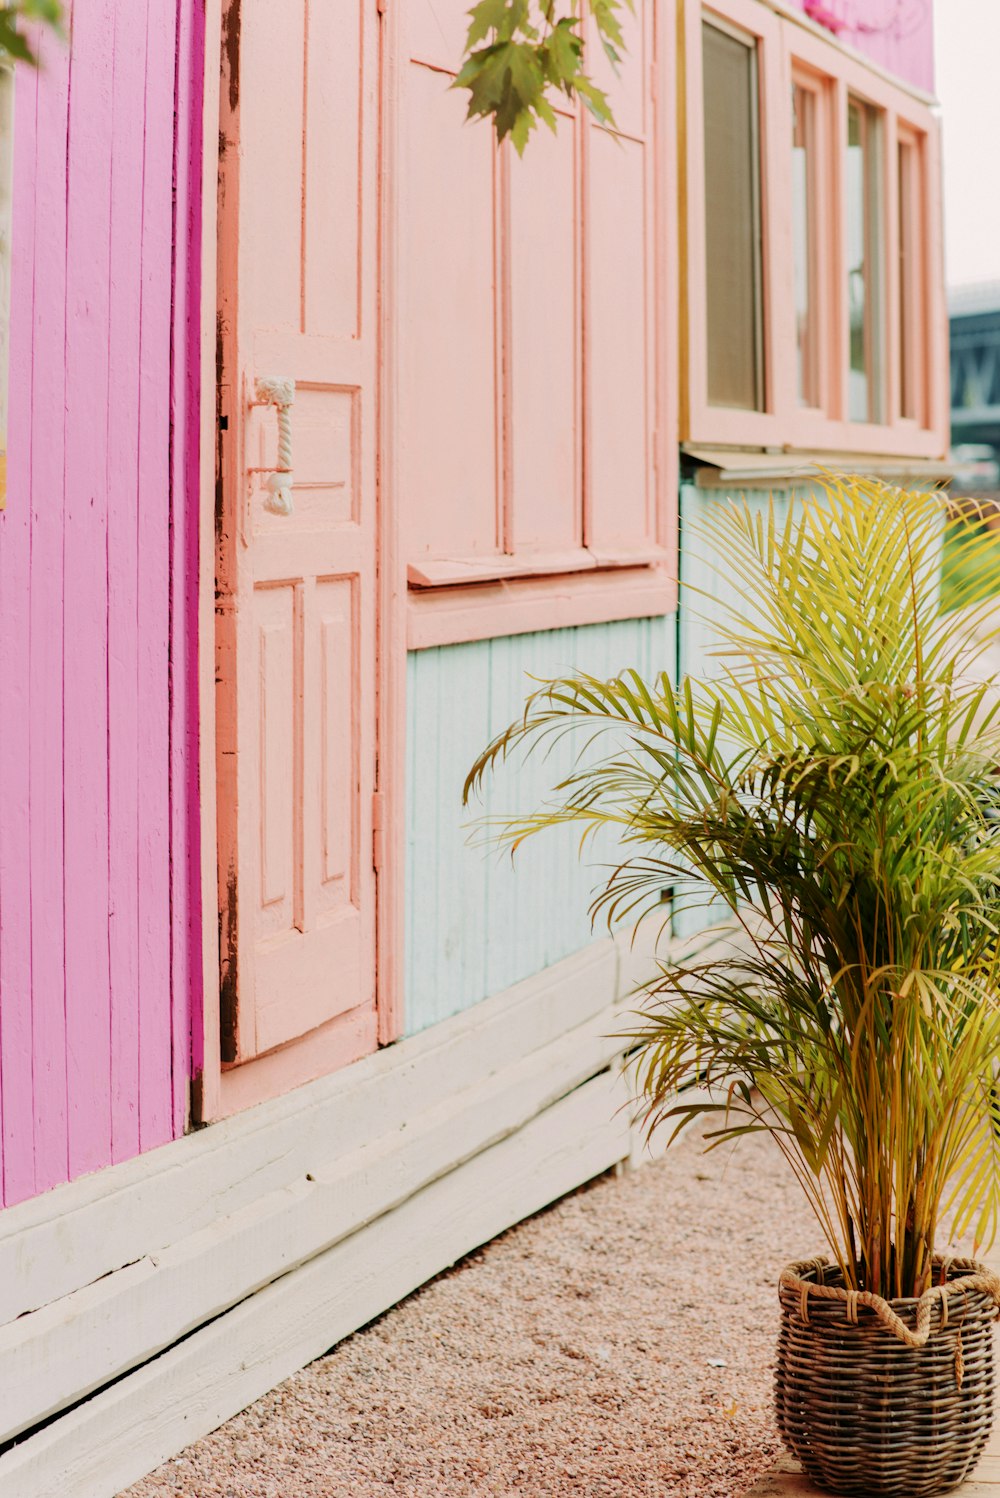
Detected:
[{"left": 465, "top": 479, "right": 1000, "bottom": 1496}]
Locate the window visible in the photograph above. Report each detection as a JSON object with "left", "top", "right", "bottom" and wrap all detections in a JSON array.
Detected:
[
  {"left": 702, "top": 18, "right": 763, "bottom": 410},
  {"left": 0, "top": 65, "right": 12, "bottom": 510},
  {"left": 792, "top": 79, "right": 819, "bottom": 408},
  {"left": 897, "top": 127, "right": 925, "bottom": 424},
  {"left": 683, "top": 1, "right": 945, "bottom": 458},
  {"left": 846, "top": 98, "right": 883, "bottom": 423}
]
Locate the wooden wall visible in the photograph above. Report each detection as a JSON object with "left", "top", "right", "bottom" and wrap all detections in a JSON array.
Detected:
[
  {"left": 0, "top": 0, "right": 201, "bottom": 1207},
  {"left": 405, "top": 617, "right": 676, "bottom": 1034},
  {"left": 789, "top": 0, "right": 935, "bottom": 94},
  {"left": 403, "top": 495, "right": 817, "bottom": 1027}
]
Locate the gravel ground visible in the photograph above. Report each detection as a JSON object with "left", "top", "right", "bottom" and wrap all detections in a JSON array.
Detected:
[{"left": 125, "top": 1126, "right": 821, "bottom": 1498}]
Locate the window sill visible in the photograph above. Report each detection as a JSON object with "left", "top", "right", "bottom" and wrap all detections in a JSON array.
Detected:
[
  {"left": 683, "top": 444, "right": 953, "bottom": 488},
  {"left": 683, "top": 405, "right": 948, "bottom": 461},
  {"left": 407, "top": 545, "right": 670, "bottom": 589},
  {"left": 407, "top": 562, "right": 676, "bottom": 650}
]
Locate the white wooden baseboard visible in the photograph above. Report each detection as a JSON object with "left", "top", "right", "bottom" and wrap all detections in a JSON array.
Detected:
[
  {"left": 0, "top": 1070, "right": 630, "bottom": 1498},
  {"left": 0, "top": 921, "right": 727, "bottom": 1497},
  {"left": 0, "top": 1005, "right": 626, "bottom": 1444},
  {"left": 0, "top": 938, "right": 620, "bottom": 1326}
]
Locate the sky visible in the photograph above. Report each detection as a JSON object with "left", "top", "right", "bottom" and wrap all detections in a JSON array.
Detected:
[{"left": 934, "top": 0, "right": 1000, "bottom": 289}]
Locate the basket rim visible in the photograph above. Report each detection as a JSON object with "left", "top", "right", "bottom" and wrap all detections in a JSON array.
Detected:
[{"left": 779, "top": 1254, "right": 1000, "bottom": 1348}]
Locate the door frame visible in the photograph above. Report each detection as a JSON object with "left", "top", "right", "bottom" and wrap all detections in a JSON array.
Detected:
[{"left": 195, "top": 0, "right": 406, "bottom": 1122}]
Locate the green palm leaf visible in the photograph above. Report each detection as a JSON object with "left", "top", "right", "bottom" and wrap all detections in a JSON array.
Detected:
[{"left": 466, "top": 479, "right": 1000, "bottom": 1296}]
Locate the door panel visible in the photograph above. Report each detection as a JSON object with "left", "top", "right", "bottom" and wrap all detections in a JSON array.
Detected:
[{"left": 216, "top": 0, "right": 380, "bottom": 1070}]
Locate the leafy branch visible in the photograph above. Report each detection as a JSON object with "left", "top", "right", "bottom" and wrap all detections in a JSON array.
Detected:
[
  {"left": 454, "top": 0, "right": 630, "bottom": 154},
  {"left": 0, "top": 1, "right": 63, "bottom": 66}
]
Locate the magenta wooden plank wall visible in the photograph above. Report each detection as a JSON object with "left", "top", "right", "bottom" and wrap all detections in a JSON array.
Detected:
[
  {"left": 792, "top": 0, "right": 934, "bottom": 93},
  {"left": 0, "top": 0, "right": 203, "bottom": 1207}
]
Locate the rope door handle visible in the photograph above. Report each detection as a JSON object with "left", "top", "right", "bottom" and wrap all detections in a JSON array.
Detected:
[{"left": 251, "top": 376, "right": 295, "bottom": 516}]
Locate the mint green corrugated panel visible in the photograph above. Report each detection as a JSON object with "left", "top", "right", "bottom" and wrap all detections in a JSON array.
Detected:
[
  {"left": 679, "top": 474, "right": 945, "bottom": 678},
  {"left": 405, "top": 616, "right": 676, "bottom": 1035},
  {"left": 676, "top": 477, "right": 946, "bottom": 934},
  {"left": 679, "top": 483, "right": 790, "bottom": 682},
  {"left": 675, "top": 481, "right": 800, "bottom": 938}
]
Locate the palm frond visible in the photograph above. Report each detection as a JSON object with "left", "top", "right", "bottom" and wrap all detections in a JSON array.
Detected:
[{"left": 467, "top": 479, "right": 1000, "bottom": 1295}]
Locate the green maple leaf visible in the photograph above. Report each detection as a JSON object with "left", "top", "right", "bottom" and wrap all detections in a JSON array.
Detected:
[
  {"left": 464, "top": 0, "right": 536, "bottom": 48},
  {"left": 574, "top": 73, "right": 614, "bottom": 126},
  {"left": 456, "top": 45, "right": 509, "bottom": 119},
  {"left": 492, "top": 41, "right": 545, "bottom": 140},
  {"left": 465, "top": 0, "right": 512, "bottom": 46},
  {"left": 510, "top": 106, "right": 535, "bottom": 155},
  {"left": 590, "top": 0, "right": 629, "bottom": 66},
  {"left": 541, "top": 17, "right": 583, "bottom": 88},
  {"left": 0, "top": 20, "right": 33, "bottom": 61},
  {"left": 454, "top": 0, "right": 625, "bottom": 148},
  {"left": 533, "top": 91, "right": 559, "bottom": 133},
  {"left": 0, "top": 2, "right": 64, "bottom": 66}
]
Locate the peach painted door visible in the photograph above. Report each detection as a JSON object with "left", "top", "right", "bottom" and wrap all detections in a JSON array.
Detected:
[{"left": 215, "top": 0, "right": 380, "bottom": 1070}]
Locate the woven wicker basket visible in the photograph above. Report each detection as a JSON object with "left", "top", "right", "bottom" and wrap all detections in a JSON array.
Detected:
[{"left": 776, "top": 1256, "right": 1000, "bottom": 1496}]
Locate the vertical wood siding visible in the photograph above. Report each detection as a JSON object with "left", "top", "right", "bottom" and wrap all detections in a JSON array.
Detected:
[
  {"left": 0, "top": 1, "right": 199, "bottom": 1206},
  {"left": 405, "top": 617, "right": 676, "bottom": 1034}
]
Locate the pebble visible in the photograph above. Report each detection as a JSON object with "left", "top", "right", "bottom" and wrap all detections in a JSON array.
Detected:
[{"left": 124, "top": 1126, "right": 825, "bottom": 1498}]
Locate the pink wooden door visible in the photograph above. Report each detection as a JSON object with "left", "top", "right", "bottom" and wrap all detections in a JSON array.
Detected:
[{"left": 215, "top": 0, "right": 380, "bottom": 1071}]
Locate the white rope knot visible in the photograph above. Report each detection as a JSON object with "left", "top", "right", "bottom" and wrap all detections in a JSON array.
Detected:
[
  {"left": 254, "top": 376, "right": 295, "bottom": 516},
  {"left": 264, "top": 471, "right": 293, "bottom": 516}
]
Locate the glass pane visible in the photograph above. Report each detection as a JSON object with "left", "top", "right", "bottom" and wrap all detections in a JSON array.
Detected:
[
  {"left": 898, "top": 138, "right": 918, "bottom": 421},
  {"left": 793, "top": 83, "right": 817, "bottom": 408},
  {"left": 702, "top": 20, "right": 763, "bottom": 411},
  {"left": 846, "top": 98, "right": 883, "bottom": 423}
]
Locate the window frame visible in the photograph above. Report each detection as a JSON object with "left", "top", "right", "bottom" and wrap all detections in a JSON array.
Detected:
[
  {"left": 790, "top": 71, "right": 819, "bottom": 412},
  {"left": 790, "top": 60, "right": 836, "bottom": 417},
  {"left": 684, "top": 0, "right": 785, "bottom": 446},
  {"left": 896, "top": 119, "right": 929, "bottom": 429},
  {"left": 682, "top": 1, "right": 946, "bottom": 459},
  {"left": 398, "top": 0, "right": 677, "bottom": 650},
  {"left": 845, "top": 93, "right": 884, "bottom": 426},
  {"left": 700, "top": 11, "right": 765, "bottom": 414}
]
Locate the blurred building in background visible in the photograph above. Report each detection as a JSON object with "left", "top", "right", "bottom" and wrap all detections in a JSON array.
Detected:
[{"left": 950, "top": 282, "right": 1000, "bottom": 506}]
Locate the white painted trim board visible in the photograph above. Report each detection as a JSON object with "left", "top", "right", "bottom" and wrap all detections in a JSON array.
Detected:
[
  {"left": 0, "top": 1006, "right": 627, "bottom": 1443},
  {"left": 0, "top": 1071, "right": 630, "bottom": 1498},
  {"left": 0, "top": 938, "right": 619, "bottom": 1325}
]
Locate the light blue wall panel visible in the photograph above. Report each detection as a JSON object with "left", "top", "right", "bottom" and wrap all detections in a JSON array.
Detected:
[
  {"left": 675, "top": 482, "right": 801, "bottom": 938},
  {"left": 678, "top": 475, "right": 942, "bottom": 679},
  {"left": 405, "top": 480, "right": 945, "bottom": 1031},
  {"left": 679, "top": 482, "right": 793, "bottom": 683},
  {"left": 676, "top": 476, "right": 944, "bottom": 933},
  {"left": 405, "top": 616, "right": 676, "bottom": 1034}
]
